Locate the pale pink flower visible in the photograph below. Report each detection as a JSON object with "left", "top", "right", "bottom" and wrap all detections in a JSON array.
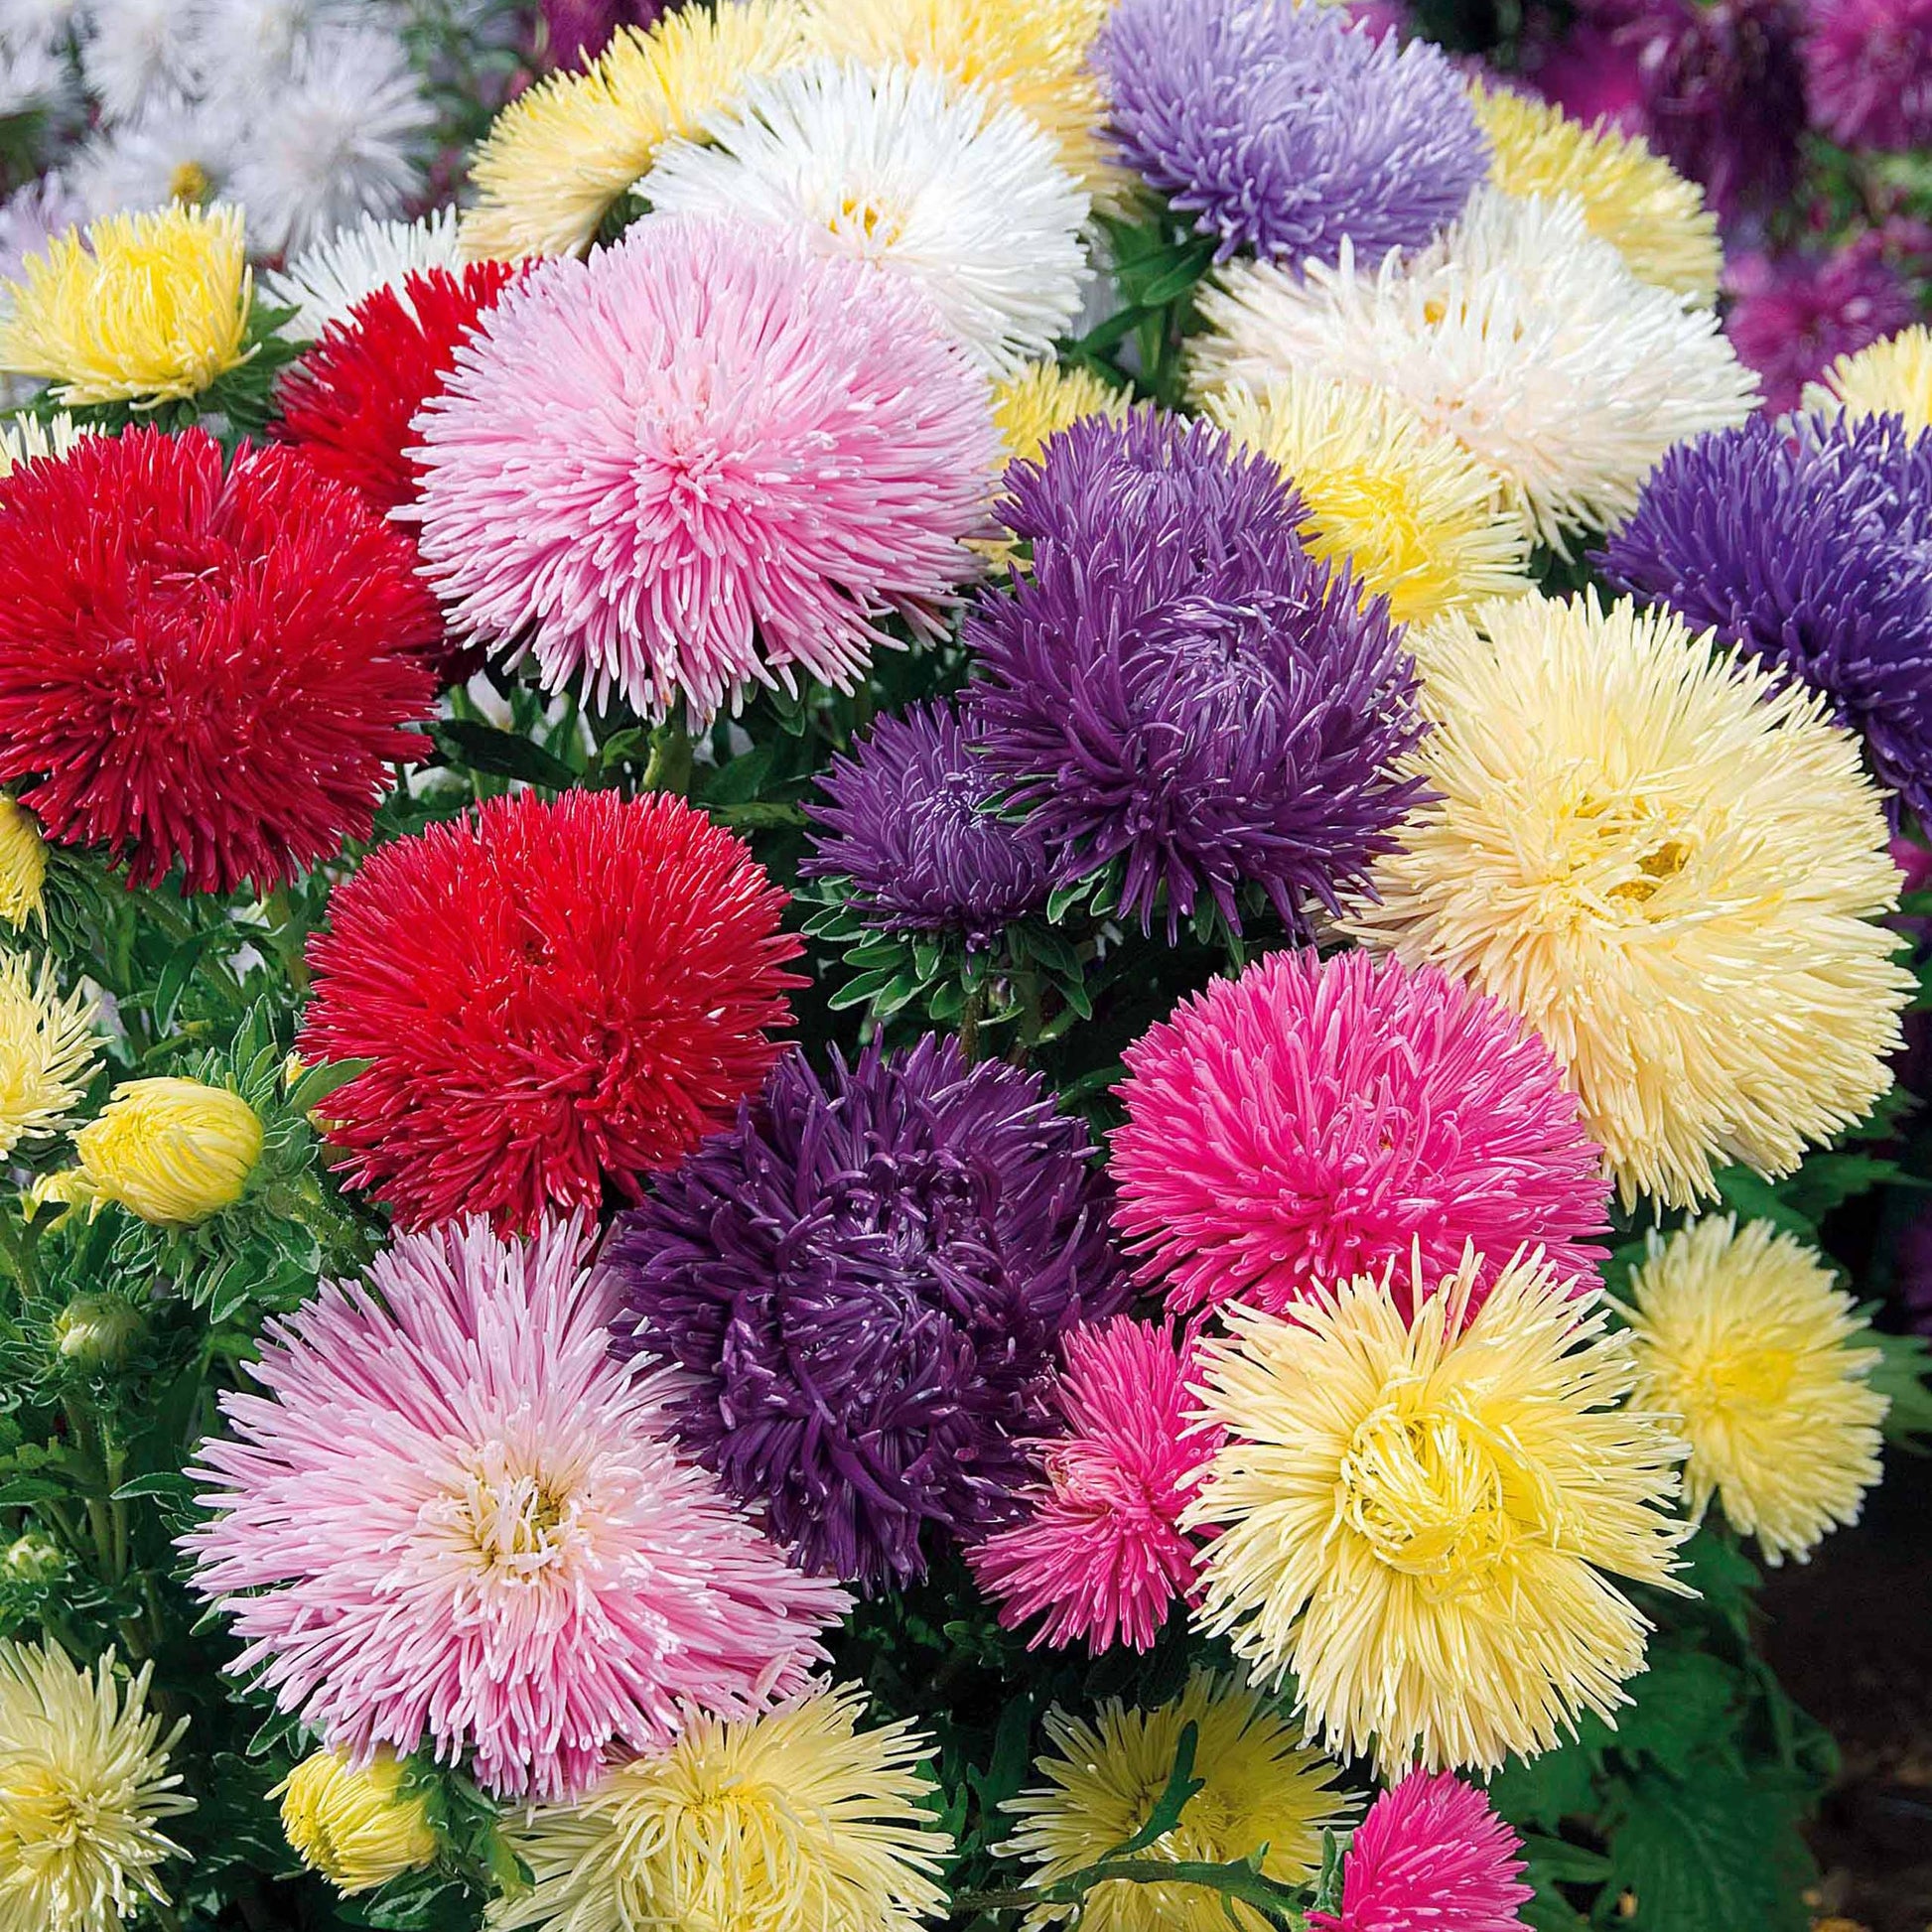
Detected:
[
  {"left": 411, "top": 213, "right": 999, "bottom": 725},
  {"left": 182, "top": 1217, "right": 849, "bottom": 1802}
]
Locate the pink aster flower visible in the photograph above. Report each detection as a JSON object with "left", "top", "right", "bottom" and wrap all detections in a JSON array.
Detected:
[
  {"left": 1807, "top": 0, "right": 1932, "bottom": 151},
  {"left": 1311, "top": 1770, "right": 1532, "bottom": 1932},
  {"left": 182, "top": 1217, "right": 848, "bottom": 1802},
  {"left": 412, "top": 213, "right": 999, "bottom": 725},
  {"left": 1110, "top": 949, "right": 1609, "bottom": 1319},
  {"left": 970, "top": 1318, "right": 1211, "bottom": 1653}
]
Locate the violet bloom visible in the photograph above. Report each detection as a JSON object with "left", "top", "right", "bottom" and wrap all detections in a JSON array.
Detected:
[
  {"left": 1095, "top": 0, "right": 1486, "bottom": 265},
  {"left": 604, "top": 1036, "right": 1127, "bottom": 1590},
  {"left": 966, "top": 411, "right": 1425, "bottom": 940},
  {"left": 1522, "top": 19, "right": 1650, "bottom": 130},
  {"left": 802, "top": 699, "right": 1051, "bottom": 949},
  {"left": 1601, "top": 411, "right": 1932, "bottom": 819},
  {"left": 1725, "top": 244, "right": 1917, "bottom": 416},
  {"left": 1808, "top": 0, "right": 1932, "bottom": 150},
  {"left": 540, "top": 0, "right": 662, "bottom": 67}
]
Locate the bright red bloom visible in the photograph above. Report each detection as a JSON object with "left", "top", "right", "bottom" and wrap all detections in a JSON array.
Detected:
[
  {"left": 0, "top": 427, "right": 438, "bottom": 895},
  {"left": 276, "top": 262, "right": 521, "bottom": 515},
  {"left": 300, "top": 788, "right": 803, "bottom": 1232}
]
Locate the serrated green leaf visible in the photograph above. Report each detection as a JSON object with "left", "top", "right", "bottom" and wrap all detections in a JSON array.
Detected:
[
  {"left": 1606, "top": 1768, "right": 1812, "bottom": 1932},
  {"left": 1486, "top": 1738, "right": 1601, "bottom": 1833},
  {"left": 1711, "top": 1167, "right": 1816, "bottom": 1238},
  {"left": 1868, "top": 1327, "right": 1932, "bottom": 1449},
  {"left": 285, "top": 1057, "right": 369, "bottom": 1115},
  {"left": 1603, "top": 1649, "right": 1738, "bottom": 1778}
]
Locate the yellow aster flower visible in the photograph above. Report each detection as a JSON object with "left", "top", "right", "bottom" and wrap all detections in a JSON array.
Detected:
[
  {"left": 992, "top": 359, "right": 1128, "bottom": 469},
  {"left": 1619, "top": 1216, "right": 1886, "bottom": 1565},
  {"left": 1185, "top": 1249, "right": 1691, "bottom": 1772},
  {"left": 0, "top": 1641, "right": 193, "bottom": 1932},
  {"left": 1346, "top": 593, "right": 1912, "bottom": 1208},
  {"left": 1471, "top": 82, "right": 1720, "bottom": 303},
  {"left": 0, "top": 797, "right": 47, "bottom": 929},
  {"left": 1001, "top": 1670, "right": 1352, "bottom": 1932},
  {"left": 1205, "top": 370, "right": 1535, "bottom": 625},
  {"left": 276, "top": 1748, "right": 438, "bottom": 1895},
  {"left": 1803, "top": 323, "right": 1932, "bottom": 433},
  {"left": 0, "top": 414, "right": 92, "bottom": 482},
  {"left": 0, "top": 952, "right": 99, "bottom": 1162},
  {"left": 800, "top": 0, "right": 1121, "bottom": 202},
  {"left": 462, "top": 0, "right": 809, "bottom": 261},
  {"left": 73, "top": 1077, "right": 263, "bottom": 1226},
  {"left": 490, "top": 1686, "right": 949, "bottom": 1932},
  {"left": 0, "top": 203, "right": 252, "bottom": 408}
]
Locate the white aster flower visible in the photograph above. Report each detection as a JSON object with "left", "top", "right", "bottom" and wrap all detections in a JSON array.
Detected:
[
  {"left": 0, "top": 27, "right": 64, "bottom": 114},
  {"left": 1189, "top": 187, "right": 1758, "bottom": 551},
  {"left": 69, "top": 92, "right": 238, "bottom": 217},
  {"left": 640, "top": 58, "right": 1091, "bottom": 377},
  {"left": 77, "top": 0, "right": 200, "bottom": 123},
  {"left": 260, "top": 204, "right": 463, "bottom": 338},
  {"left": 228, "top": 22, "right": 431, "bottom": 256},
  {"left": 187, "top": 0, "right": 385, "bottom": 113},
  {"left": 0, "top": 0, "right": 80, "bottom": 52}
]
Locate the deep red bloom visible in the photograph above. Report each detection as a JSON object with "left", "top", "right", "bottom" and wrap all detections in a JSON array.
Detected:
[
  {"left": 0, "top": 427, "right": 438, "bottom": 895},
  {"left": 276, "top": 262, "right": 521, "bottom": 515},
  {"left": 300, "top": 788, "right": 803, "bottom": 1232}
]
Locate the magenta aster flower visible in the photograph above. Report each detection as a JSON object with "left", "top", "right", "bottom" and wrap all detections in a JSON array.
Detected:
[
  {"left": 1310, "top": 1770, "right": 1532, "bottom": 1932},
  {"left": 971, "top": 1317, "right": 1211, "bottom": 1653},
  {"left": 1110, "top": 949, "right": 1609, "bottom": 1318},
  {"left": 1725, "top": 245, "right": 1916, "bottom": 416},
  {"left": 413, "top": 214, "right": 999, "bottom": 725},
  {"left": 1808, "top": 0, "right": 1932, "bottom": 150},
  {"left": 183, "top": 1218, "right": 847, "bottom": 1802},
  {"left": 1522, "top": 20, "right": 1649, "bottom": 131}
]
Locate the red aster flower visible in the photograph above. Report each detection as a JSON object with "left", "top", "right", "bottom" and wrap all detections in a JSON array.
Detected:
[
  {"left": 299, "top": 788, "right": 803, "bottom": 1232},
  {"left": 0, "top": 426, "right": 439, "bottom": 895},
  {"left": 275, "top": 262, "right": 521, "bottom": 515}
]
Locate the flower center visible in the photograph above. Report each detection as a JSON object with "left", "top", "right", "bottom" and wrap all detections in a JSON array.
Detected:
[
  {"left": 1543, "top": 787, "right": 1700, "bottom": 922},
  {"left": 2, "top": 1764, "right": 91, "bottom": 1848},
  {"left": 829, "top": 191, "right": 903, "bottom": 254},
  {"left": 169, "top": 160, "right": 211, "bottom": 206},
  {"left": 1694, "top": 1343, "right": 1797, "bottom": 1416},
  {"left": 451, "top": 1454, "right": 574, "bottom": 1582}
]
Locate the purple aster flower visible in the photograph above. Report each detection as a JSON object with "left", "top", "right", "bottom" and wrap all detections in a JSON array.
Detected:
[
  {"left": 1095, "top": 0, "right": 1487, "bottom": 265},
  {"left": 541, "top": 0, "right": 663, "bottom": 67},
  {"left": 1522, "top": 20, "right": 1651, "bottom": 131},
  {"left": 1600, "top": 412, "right": 1932, "bottom": 819},
  {"left": 1807, "top": 0, "right": 1932, "bottom": 150},
  {"left": 1725, "top": 244, "right": 1917, "bottom": 416},
  {"left": 802, "top": 699, "right": 1051, "bottom": 949},
  {"left": 965, "top": 411, "right": 1425, "bottom": 940},
  {"left": 603, "top": 1035, "right": 1127, "bottom": 1589}
]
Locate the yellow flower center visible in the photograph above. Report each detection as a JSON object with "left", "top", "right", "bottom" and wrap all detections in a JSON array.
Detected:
[
  {"left": 830, "top": 191, "right": 902, "bottom": 254},
  {"left": 1542, "top": 788, "right": 1700, "bottom": 922},
  {"left": 168, "top": 160, "right": 211, "bottom": 206},
  {"left": 1694, "top": 1343, "right": 1798, "bottom": 1415},
  {"left": 2, "top": 1763, "right": 92, "bottom": 1849},
  {"left": 458, "top": 1459, "right": 574, "bottom": 1580}
]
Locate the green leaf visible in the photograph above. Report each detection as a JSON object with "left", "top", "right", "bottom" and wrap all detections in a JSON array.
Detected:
[
  {"left": 1867, "top": 1327, "right": 1932, "bottom": 1449},
  {"left": 110, "top": 1471, "right": 198, "bottom": 1504},
  {"left": 1486, "top": 1737, "right": 1600, "bottom": 1832},
  {"left": 0, "top": 1473, "right": 75, "bottom": 1505},
  {"left": 1779, "top": 1152, "right": 1922, "bottom": 1222},
  {"left": 1109, "top": 1721, "right": 1203, "bottom": 1857},
  {"left": 1603, "top": 1649, "right": 1738, "bottom": 1778},
  {"left": 1711, "top": 1166, "right": 1816, "bottom": 1239},
  {"left": 285, "top": 1057, "right": 370, "bottom": 1115},
  {"left": 1606, "top": 1768, "right": 1812, "bottom": 1932},
  {"left": 427, "top": 720, "right": 577, "bottom": 790},
  {"left": 1516, "top": 1836, "right": 1612, "bottom": 1884}
]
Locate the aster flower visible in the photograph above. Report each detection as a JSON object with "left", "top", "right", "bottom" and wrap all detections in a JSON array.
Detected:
[
  {"left": 0, "top": 176, "right": 83, "bottom": 295},
  {"left": 0, "top": 951, "right": 98, "bottom": 1160},
  {"left": 1204, "top": 371, "right": 1534, "bottom": 625},
  {"left": 640, "top": 59, "right": 1090, "bottom": 378},
  {"left": 78, "top": 0, "right": 197, "bottom": 123},
  {"left": 461, "top": 0, "right": 807, "bottom": 261},
  {"left": 494, "top": 1687, "right": 949, "bottom": 1932},
  {"left": 1812, "top": 0, "right": 1932, "bottom": 149},
  {"left": 276, "top": 1748, "right": 437, "bottom": 1896},
  {"left": 275, "top": 260, "right": 520, "bottom": 517},
  {"left": 1002, "top": 1671, "right": 1353, "bottom": 1932},
  {"left": 0, "top": 427, "right": 438, "bottom": 895},
  {"left": 71, "top": 1078, "right": 262, "bottom": 1226},
  {"left": 993, "top": 359, "right": 1129, "bottom": 468},
  {"left": 1600, "top": 412, "right": 1932, "bottom": 820},
  {"left": 1096, "top": 0, "right": 1486, "bottom": 267},
  {"left": 0, "top": 412, "right": 88, "bottom": 478},
  {"left": 300, "top": 788, "right": 800, "bottom": 1232},
  {"left": 1470, "top": 80, "right": 1719, "bottom": 302},
  {"left": 966, "top": 411, "right": 1424, "bottom": 939},
  {"left": 970, "top": 1317, "right": 1210, "bottom": 1652},
  {"left": 1620, "top": 1216, "right": 1888, "bottom": 1564},
  {"left": 0, "top": 1643, "right": 193, "bottom": 1932},
  {"left": 0, "top": 794, "right": 46, "bottom": 928},
  {"left": 414, "top": 214, "right": 997, "bottom": 726},
  {"left": 1724, "top": 246, "right": 1917, "bottom": 417},
  {"left": 1188, "top": 1251, "right": 1689, "bottom": 1770},
  {"left": 261, "top": 207, "right": 465, "bottom": 341},
  {"left": 1309, "top": 1771, "right": 1532, "bottom": 1932},
  {"left": 1346, "top": 593, "right": 1911, "bottom": 1209},
  {"left": 603, "top": 1034, "right": 1125, "bottom": 1587},
  {"left": 183, "top": 1217, "right": 848, "bottom": 1802},
  {"left": 1807, "top": 323, "right": 1932, "bottom": 433},
  {"left": 1190, "top": 187, "right": 1757, "bottom": 551},
  {"left": 69, "top": 92, "right": 238, "bottom": 218},
  {"left": 802, "top": 699, "right": 1051, "bottom": 949},
  {"left": 1522, "top": 18, "right": 1649, "bottom": 130},
  {"left": 0, "top": 201, "right": 251, "bottom": 407},
  {"left": 1111, "top": 949, "right": 1607, "bottom": 1320}
]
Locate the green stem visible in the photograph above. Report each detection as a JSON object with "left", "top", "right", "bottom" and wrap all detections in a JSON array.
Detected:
[
  {"left": 640, "top": 720, "right": 694, "bottom": 796},
  {"left": 958, "top": 982, "right": 987, "bottom": 1065}
]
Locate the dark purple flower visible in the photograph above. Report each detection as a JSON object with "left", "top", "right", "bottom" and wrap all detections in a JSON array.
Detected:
[
  {"left": 1522, "top": 20, "right": 1651, "bottom": 131},
  {"left": 1095, "top": 0, "right": 1487, "bottom": 264},
  {"left": 965, "top": 410, "right": 1425, "bottom": 940},
  {"left": 1600, "top": 412, "right": 1932, "bottom": 819},
  {"left": 802, "top": 699, "right": 1051, "bottom": 949},
  {"left": 1807, "top": 0, "right": 1932, "bottom": 150},
  {"left": 603, "top": 1035, "right": 1127, "bottom": 1589},
  {"left": 1725, "top": 244, "right": 1917, "bottom": 415},
  {"left": 541, "top": 0, "right": 662, "bottom": 68}
]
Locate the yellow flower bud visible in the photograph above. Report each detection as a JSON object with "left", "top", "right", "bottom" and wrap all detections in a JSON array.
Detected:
[
  {"left": 4, "top": 1533, "right": 63, "bottom": 1583},
  {"left": 277, "top": 1748, "right": 438, "bottom": 1894},
  {"left": 74, "top": 1078, "right": 263, "bottom": 1226},
  {"left": 0, "top": 796, "right": 46, "bottom": 929}
]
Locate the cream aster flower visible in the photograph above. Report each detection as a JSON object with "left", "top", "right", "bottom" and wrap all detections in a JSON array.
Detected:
[
  {"left": 1620, "top": 1216, "right": 1887, "bottom": 1565},
  {"left": 260, "top": 206, "right": 464, "bottom": 339},
  {"left": 1804, "top": 323, "right": 1932, "bottom": 434},
  {"left": 0, "top": 410, "right": 91, "bottom": 477},
  {"left": 1345, "top": 593, "right": 1912, "bottom": 1207},
  {"left": 0, "top": 1641, "right": 193, "bottom": 1932},
  {"left": 0, "top": 951, "right": 100, "bottom": 1160},
  {"left": 1185, "top": 1249, "right": 1691, "bottom": 1772},
  {"left": 641, "top": 59, "right": 1090, "bottom": 378},
  {"left": 1189, "top": 187, "right": 1757, "bottom": 551},
  {"left": 991, "top": 358, "right": 1127, "bottom": 468}
]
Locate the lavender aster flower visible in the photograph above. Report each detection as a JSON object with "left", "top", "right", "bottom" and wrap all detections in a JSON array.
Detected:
[
  {"left": 604, "top": 1035, "right": 1126, "bottom": 1589},
  {"left": 1808, "top": 0, "right": 1932, "bottom": 151},
  {"left": 1095, "top": 0, "right": 1486, "bottom": 265},
  {"left": 966, "top": 410, "right": 1425, "bottom": 940},
  {"left": 1600, "top": 411, "right": 1932, "bottom": 818},
  {"left": 802, "top": 699, "right": 1051, "bottom": 949}
]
